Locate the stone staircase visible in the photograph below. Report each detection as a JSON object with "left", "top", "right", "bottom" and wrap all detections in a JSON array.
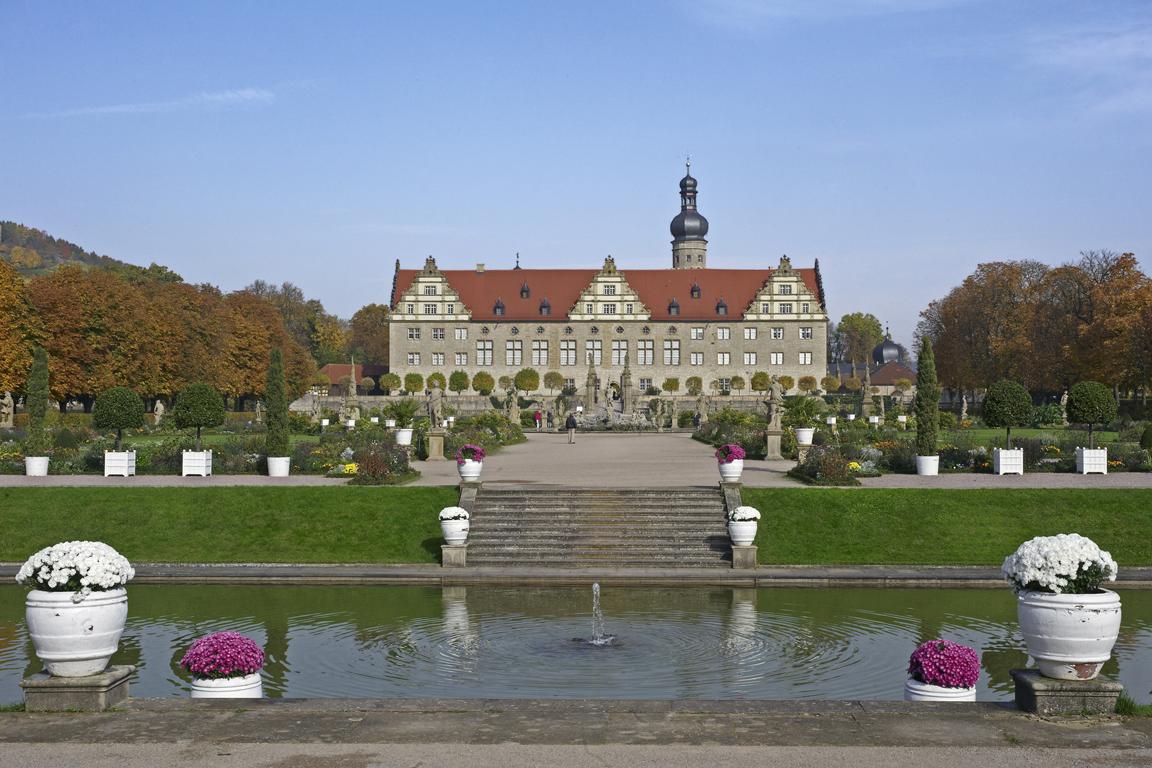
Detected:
[{"left": 465, "top": 487, "right": 732, "bottom": 568}]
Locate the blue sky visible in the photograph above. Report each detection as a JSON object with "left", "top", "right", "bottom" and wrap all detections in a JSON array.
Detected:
[{"left": 2, "top": 0, "right": 1150, "bottom": 348}]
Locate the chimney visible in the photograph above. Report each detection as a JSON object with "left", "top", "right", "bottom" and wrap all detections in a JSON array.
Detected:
[{"left": 476, "top": 263, "right": 485, "bottom": 273}]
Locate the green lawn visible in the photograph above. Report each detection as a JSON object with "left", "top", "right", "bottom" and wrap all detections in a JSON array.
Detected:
[
  {"left": 741, "top": 488, "right": 1152, "bottom": 566},
  {"left": 0, "top": 487, "right": 458, "bottom": 564}
]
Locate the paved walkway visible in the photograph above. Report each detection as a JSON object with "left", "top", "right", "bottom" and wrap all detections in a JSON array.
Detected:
[
  {"left": 1, "top": 699, "right": 1149, "bottom": 767},
  {"left": 3, "top": 432, "right": 1151, "bottom": 488}
]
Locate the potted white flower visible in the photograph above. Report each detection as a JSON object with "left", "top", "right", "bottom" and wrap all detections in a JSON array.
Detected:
[
  {"left": 1002, "top": 533, "right": 1120, "bottom": 680},
  {"left": 16, "top": 540, "right": 135, "bottom": 677},
  {"left": 439, "top": 506, "right": 470, "bottom": 545},
  {"left": 181, "top": 631, "right": 265, "bottom": 698},
  {"left": 727, "top": 505, "right": 760, "bottom": 546}
]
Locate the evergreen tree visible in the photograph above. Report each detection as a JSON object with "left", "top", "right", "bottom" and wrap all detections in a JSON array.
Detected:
[
  {"left": 264, "top": 349, "right": 289, "bottom": 459},
  {"left": 915, "top": 337, "right": 940, "bottom": 457},
  {"left": 24, "top": 346, "right": 50, "bottom": 455}
]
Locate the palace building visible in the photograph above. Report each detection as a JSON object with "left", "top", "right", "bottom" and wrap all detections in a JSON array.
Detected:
[{"left": 388, "top": 166, "right": 828, "bottom": 396}]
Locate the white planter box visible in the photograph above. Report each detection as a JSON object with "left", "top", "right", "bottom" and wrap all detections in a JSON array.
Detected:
[
  {"left": 182, "top": 450, "right": 213, "bottom": 477},
  {"left": 370, "top": 416, "right": 380, "bottom": 424},
  {"left": 1075, "top": 447, "right": 1108, "bottom": 475},
  {"left": 104, "top": 450, "right": 137, "bottom": 477},
  {"left": 897, "top": 415, "right": 908, "bottom": 423},
  {"left": 916, "top": 455, "right": 939, "bottom": 476},
  {"left": 825, "top": 417, "right": 837, "bottom": 426},
  {"left": 868, "top": 416, "right": 880, "bottom": 425},
  {"left": 320, "top": 418, "right": 330, "bottom": 427},
  {"left": 384, "top": 419, "right": 396, "bottom": 428},
  {"left": 993, "top": 447, "right": 1024, "bottom": 476}
]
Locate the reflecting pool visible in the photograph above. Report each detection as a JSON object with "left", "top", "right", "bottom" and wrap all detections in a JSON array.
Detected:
[{"left": 1, "top": 585, "right": 1149, "bottom": 703}]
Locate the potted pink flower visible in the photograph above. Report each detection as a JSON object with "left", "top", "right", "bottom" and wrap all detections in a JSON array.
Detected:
[
  {"left": 455, "top": 444, "right": 486, "bottom": 481},
  {"left": 715, "top": 443, "right": 746, "bottom": 482},
  {"left": 181, "top": 631, "right": 265, "bottom": 699},
  {"left": 904, "top": 639, "right": 979, "bottom": 701}
]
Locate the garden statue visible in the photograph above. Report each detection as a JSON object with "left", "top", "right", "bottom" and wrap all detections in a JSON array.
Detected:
[
  {"left": 765, "top": 376, "right": 785, "bottom": 431},
  {"left": 695, "top": 392, "right": 707, "bottom": 422},
  {"left": 309, "top": 394, "right": 322, "bottom": 424},
  {"left": 151, "top": 398, "right": 165, "bottom": 426},
  {"left": 427, "top": 380, "right": 445, "bottom": 425},
  {"left": 0, "top": 391, "right": 13, "bottom": 429},
  {"left": 1060, "top": 390, "right": 1069, "bottom": 426},
  {"left": 254, "top": 399, "right": 265, "bottom": 424},
  {"left": 960, "top": 394, "right": 968, "bottom": 423},
  {"left": 861, "top": 365, "right": 873, "bottom": 416},
  {"left": 504, "top": 387, "right": 520, "bottom": 425}
]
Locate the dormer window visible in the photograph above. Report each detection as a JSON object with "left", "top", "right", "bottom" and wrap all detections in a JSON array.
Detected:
[
  {"left": 539, "top": 298, "right": 551, "bottom": 316},
  {"left": 668, "top": 298, "right": 680, "bottom": 316},
  {"left": 690, "top": 283, "right": 701, "bottom": 299},
  {"left": 716, "top": 298, "right": 728, "bottom": 316},
  {"left": 494, "top": 299, "right": 505, "bottom": 317},
  {"left": 520, "top": 282, "right": 530, "bottom": 299}
]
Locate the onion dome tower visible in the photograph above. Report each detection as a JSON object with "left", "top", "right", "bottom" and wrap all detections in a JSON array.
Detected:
[
  {"left": 873, "top": 327, "right": 901, "bottom": 365},
  {"left": 670, "top": 159, "right": 709, "bottom": 269}
]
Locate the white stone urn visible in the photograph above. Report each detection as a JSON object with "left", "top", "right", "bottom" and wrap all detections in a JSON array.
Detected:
[
  {"left": 24, "top": 456, "right": 49, "bottom": 476},
  {"left": 903, "top": 678, "right": 976, "bottom": 702},
  {"left": 1075, "top": 447, "right": 1108, "bottom": 475},
  {"left": 25, "top": 588, "right": 128, "bottom": 677},
  {"left": 395, "top": 428, "right": 414, "bottom": 446},
  {"left": 103, "top": 450, "right": 137, "bottom": 477},
  {"left": 267, "top": 456, "right": 291, "bottom": 477},
  {"left": 1017, "top": 590, "right": 1121, "bottom": 680},
  {"left": 190, "top": 673, "right": 263, "bottom": 699},
  {"left": 916, "top": 455, "right": 939, "bottom": 476},
  {"left": 458, "top": 459, "right": 483, "bottom": 481},
  {"left": 993, "top": 447, "right": 1024, "bottom": 476},
  {"left": 718, "top": 458, "right": 744, "bottom": 482},
  {"left": 441, "top": 518, "right": 469, "bottom": 545},
  {"left": 794, "top": 427, "right": 815, "bottom": 446},
  {"left": 182, "top": 449, "right": 213, "bottom": 477},
  {"left": 727, "top": 520, "right": 757, "bottom": 546}
]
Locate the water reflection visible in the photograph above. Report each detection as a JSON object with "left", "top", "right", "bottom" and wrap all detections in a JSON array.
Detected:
[{"left": 0, "top": 585, "right": 1149, "bottom": 703}]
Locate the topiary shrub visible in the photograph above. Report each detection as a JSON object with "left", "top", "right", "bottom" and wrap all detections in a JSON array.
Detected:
[
  {"left": 23, "top": 346, "right": 51, "bottom": 456},
  {"left": 1066, "top": 380, "right": 1118, "bottom": 449},
  {"left": 982, "top": 379, "right": 1033, "bottom": 447},
  {"left": 264, "top": 349, "right": 289, "bottom": 459},
  {"left": 379, "top": 372, "right": 401, "bottom": 394},
  {"left": 403, "top": 372, "right": 424, "bottom": 394},
  {"left": 173, "top": 382, "right": 226, "bottom": 451},
  {"left": 92, "top": 386, "right": 146, "bottom": 450},
  {"left": 471, "top": 371, "right": 495, "bottom": 396},
  {"left": 914, "top": 337, "right": 940, "bottom": 457}
]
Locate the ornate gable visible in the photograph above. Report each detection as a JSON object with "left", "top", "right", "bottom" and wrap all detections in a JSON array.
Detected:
[
  {"left": 566, "top": 256, "right": 652, "bottom": 321},
  {"left": 391, "top": 256, "right": 471, "bottom": 321},
  {"left": 741, "top": 255, "right": 826, "bottom": 322}
]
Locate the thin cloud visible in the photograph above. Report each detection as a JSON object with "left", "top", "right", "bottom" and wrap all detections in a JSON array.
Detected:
[
  {"left": 23, "top": 88, "right": 275, "bottom": 118},
  {"left": 1026, "top": 22, "right": 1152, "bottom": 113},
  {"left": 686, "top": 0, "right": 973, "bottom": 28}
]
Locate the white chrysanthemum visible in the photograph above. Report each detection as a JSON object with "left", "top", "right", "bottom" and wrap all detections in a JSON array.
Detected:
[
  {"left": 15, "top": 541, "right": 134, "bottom": 600},
  {"left": 439, "top": 506, "right": 470, "bottom": 521},
  {"left": 728, "top": 506, "right": 761, "bottom": 522},
  {"left": 1002, "top": 533, "right": 1117, "bottom": 595}
]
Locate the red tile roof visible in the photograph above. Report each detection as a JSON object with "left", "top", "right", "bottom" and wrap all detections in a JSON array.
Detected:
[
  {"left": 870, "top": 361, "right": 916, "bottom": 386},
  {"left": 319, "top": 363, "right": 388, "bottom": 384},
  {"left": 391, "top": 267, "right": 822, "bottom": 322}
]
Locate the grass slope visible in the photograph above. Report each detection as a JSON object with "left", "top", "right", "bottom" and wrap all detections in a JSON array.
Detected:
[
  {"left": 0, "top": 487, "right": 458, "bottom": 564},
  {"left": 741, "top": 488, "right": 1152, "bottom": 566}
]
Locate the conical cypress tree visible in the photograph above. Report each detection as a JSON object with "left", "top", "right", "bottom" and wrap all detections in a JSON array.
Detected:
[
  {"left": 915, "top": 337, "right": 940, "bottom": 457},
  {"left": 264, "top": 348, "right": 289, "bottom": 459}
]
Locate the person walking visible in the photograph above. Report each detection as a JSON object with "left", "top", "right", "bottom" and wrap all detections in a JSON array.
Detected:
[
  {"left": 565, "top": 411, "right": 577, "bottom": 444},
  {"left": 546, "top": 410, "right": 555, "bottom": 430},
  {"left": 533, "top": 409, "right": 543, "bottom": 432}
]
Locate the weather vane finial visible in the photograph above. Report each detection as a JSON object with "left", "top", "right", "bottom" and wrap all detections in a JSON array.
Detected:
[{"left": 685, "top": 154, "right": 691, "bottom": 172}]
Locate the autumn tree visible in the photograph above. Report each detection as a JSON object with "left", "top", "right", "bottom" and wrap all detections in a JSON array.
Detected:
[
  {"left": 448, "top": 370, "right": 470, "bottom": 396},
  {"left": 543, "top": 371, "right": 564, "bottom": 394},
  {"left": 820, "top": 375, "right": 841, "bottom": 393},
  {"left": 798, "top": 375, "right": 818, "bottom": 394},
  {"left": 348, "top": 304, "right": 390, "bottom": 366},
  {"left": 471, "top": 371, "right": 494, "bottom": 395},
  {"left": 778, "top": 375, "right": 795, "bottom": 392},
  {"left": 0, "top": 259, "right": 43, "bottom": 392},
  {"left": 514, "top": 368, "right": 540, "bottom": 394},
  {"left": 751, "top": 371, "right": 770, "bottom": 393}
]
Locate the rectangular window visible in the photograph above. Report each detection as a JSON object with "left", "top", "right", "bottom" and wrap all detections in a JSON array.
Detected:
[
  {"left": 423, "top": 285, "right": 438, "bottom": 295},
  {"left": 585, "top": 340, "right": 602, "bottom": 365},
  {"left": 718, "top": 377, "right": 731, "bottom": 392},
  {"left": 423, "top": 304, "right": 437, "bottom": 315},
  {"left": 564, "top": 378, "right": 576, "bottom": 390},
  {"left": 770, "top": 352, "right": 784, "bottom": 365},
  {"left": 771, "top": 327, "right": 784, "bottom": 340},
  {"left": 690, "top": 352, "right": 704, "bottom": 366},
  {"left": 603, "top": 303, "right": 617, "bottom": 315},
  {"left": 455, "top": 352, "right": 468, "bottom": 365},
  {"left": 476, "top": 340, "right": 493, "bottom": 366},
  {"left": 717, "top": 352, "right": 731, "bottom": 365},
  {"left": 446, "top": 303, "right": 455, "bottom": 315},
  {"left": 637, "top": 339, "right": 654, "bottom": 365},
  {"left": 778, "top": 283, "right": 793, "bottom": 295},
  {"left": 560, "top": 339, "right": 577, "bottom": 366},
  {"left": 407, "top": 327, "right": 420, "bottom": 340},
  {"left": 663, "top": 339, "right": 680, "bottom": 365},
  {"left": 603, "top": 284, "right": 617, "bottom": 295},
  {"left": 761, "top": 303, "right": 771, "bottom": 314},
  {"left": 625, "top": 303, "right": 634, "bottom": 314},
  {"left": 800, "top": 326, "right": 813, "bottom": 340},
  {"left": 779, "top": 303, "right": 793, "bottom": 314},
  {"left": 716, "top": 327, "right": 730, "bottom": 340},
  {"left": 532, "top": 340, "right": 549, "bottom": 366},
  {"left": 431, "top": 352, "right": 444, "bottom": 366},
  {"left": 743, "top": 327, "right": 757, "bottom": 340},
  {"left": 801, "top": 302, "right": 811, "bottom": 313},
  {"left": 585, "top": 303, "right": 594, "bottom": 314},
  {"left": 405, "top": 303, "right": 414, "bottom": 315},
  {"left": 691, "top": 327, "right": 704, "bottom": 340},
  {"left": 639, "top": 378, "right": 652, "bottom": 391},
  {"left": 611, "top": 340, "right": 628, "bottom": 365},
  {"left": 455, "top": 327, "right": 468, "bottom": 340},
  {"left": 432, "top": 327, "right": 445, "bottom": 340},
  {"left": 799, "top": 352, "right": 813, "bottom": 365},
  {"left": 407, "top": 352, "right": 420, "bottom": 365},
  {"left": 744, "top": 352, "right": 757, "bottom": 365},
  {"left": 505, "top": 340, "right": 523, "bottom": 366}
]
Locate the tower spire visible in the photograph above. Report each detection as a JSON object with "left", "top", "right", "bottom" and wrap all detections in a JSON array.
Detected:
[{"left": 669, "top": 161, "right": 709, "bottom": 269}]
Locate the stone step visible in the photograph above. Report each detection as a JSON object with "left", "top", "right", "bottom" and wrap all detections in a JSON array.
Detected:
[
  {"left": 467, "top": 556, "right": 731, "bottom": 567},
  {"left": 471, "top": 514, "right": 724, "bottom": 522}
]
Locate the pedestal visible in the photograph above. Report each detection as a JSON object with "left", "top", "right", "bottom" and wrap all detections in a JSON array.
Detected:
[
  {"left": 426, "top": 428, "right": 446, "bottom": 461},
  {"left": 796, "top": 445, "right": 811, "bottom": 464},
  {"left": 1011, "top": 669, "right": 1123, "bottom": 716},
  {"left": 765, "top": 430, "right": 783, "bottom": 460},
  {"left": 731, "top": 545, "right": 758, "bottom": 569},
  {"left": 441, "top": 544, "right": 468, "bottom": 567},
  {"left": 21, "top": 665, "right": 135, "bottom": 712}
]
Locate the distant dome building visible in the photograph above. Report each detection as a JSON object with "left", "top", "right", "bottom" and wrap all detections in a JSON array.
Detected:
[
  {"left": 872, "top": 329, "right": 902, "bottom": 365},
  {"left": 670, "top": 160, "right": 709, "bottom": 269}
]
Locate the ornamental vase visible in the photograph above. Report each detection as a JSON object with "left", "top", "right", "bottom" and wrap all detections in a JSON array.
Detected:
[
  {"left": 441, "top": 518, "right": 469, "bottom": 545},
  {"left": 915, "top": 456, "right": 939, "bottom": 476},
  {"left": 718, "top": 458, "right": 744, "bottom": 482},
  {"left": 24, "top": 457, "right": 49, "bottom": 476},
  {"left": 189, "top": 672, "right": 263, "bottom": 699},
  {"left": 1017, "top": 589, "right": 1121, "bottom": 680},
  {"left": 103, "top": 450, "right": 137, "bottom": 477},
  {"left": 727, "top": 520, "right": 757, "bottom": 547},
  {"left": 395, "top": 428, "right": 414, "bottom": 447},
  {"left": 794, "top": 428, "right": 815, "bottom": 446},
  {"left": 25, "top": 588, "right": 128, "bottom": 677},
  {"left": 458, "top": 459, "right": 483, "bottom": 481},
  {"left": 903, "top": 678, "right": 976, "bottom": 702},
  {"left": 267, "top": 456, "right": 291, "bottom": 477}
]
